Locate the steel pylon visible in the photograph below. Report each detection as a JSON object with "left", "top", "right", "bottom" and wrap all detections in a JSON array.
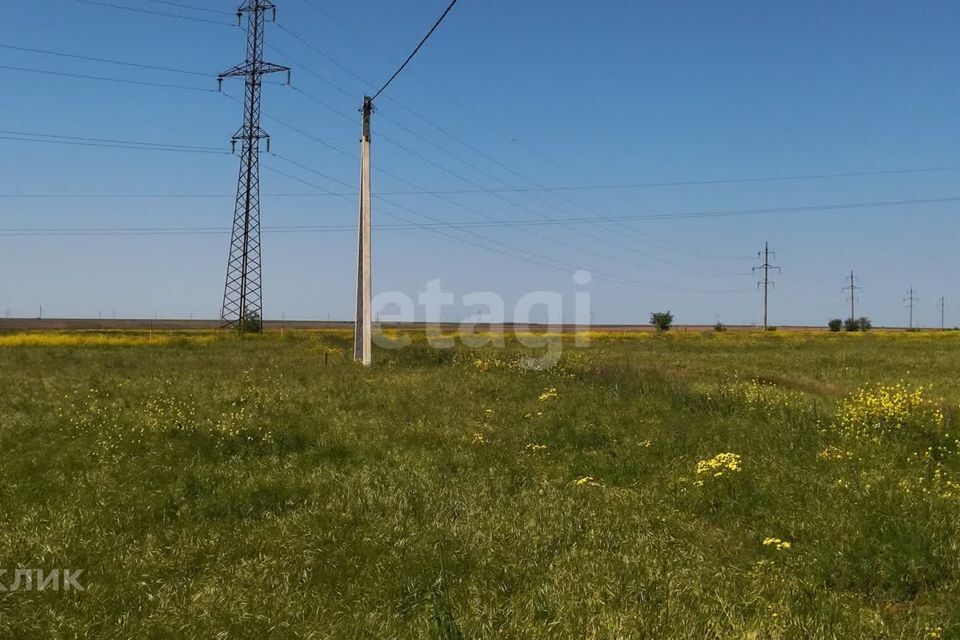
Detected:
[{"left": 218, "top": 0, "right": 289, "bottom": 331}]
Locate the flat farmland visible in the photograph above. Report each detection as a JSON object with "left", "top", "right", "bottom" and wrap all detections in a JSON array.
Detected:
[{"left": 1, "top": 330, "right": 958, "bottom": 638}]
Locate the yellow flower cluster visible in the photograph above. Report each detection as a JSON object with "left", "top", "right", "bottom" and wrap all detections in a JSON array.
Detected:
[
  {"left": 525, "top": 443, "right": 548, "bottom": 453},
  {"left": 466, "top": 353, "right": 529, "bottom": 372},
  {"left": 925, "top": 625, "right": 943, "bottom": 640},
  {"left": 695, "top": 453, "right": 742, "bottom": 485},
  {"left": 762, "top": 537, "right": 792, "bottom": 551},
  {"left": 573, "top": 476, "right": 602, "bottom": 487},
  {"left": 0, "top": 332, "right": 218, "bottom": 348},
  {"left": 817, "top": 446, "right": 852, "bottom": 461},
  {"left": 708, "top": 376, "right": 804, "bottom": 412},
  {"left": 472, "top": 357, "right": 500, "bottom": 372},
  {"left": 538, "top": 388, "right": 559, "bottom": 402},
  {"left": 471, "top": 432, "right": 488, "bottom": 446},
  {"left": 837, "top": 383, "right": 945, "bottom": 439}
]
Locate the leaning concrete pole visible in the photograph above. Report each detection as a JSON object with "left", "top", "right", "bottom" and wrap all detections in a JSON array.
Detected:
[{"left": 354, "top": 96, "right": 373, "bottom": 366}]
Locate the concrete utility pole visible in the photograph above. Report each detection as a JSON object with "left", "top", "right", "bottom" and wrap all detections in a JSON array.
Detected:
[
  {"left": 753, "top": 242, "right": 779, "bottom": 330},
  {"left": 350, "top": 0, "right": 458, "bottom": 366},
  {"left": 843, "top": 270, "right": 861, "bottom": 322},
  {"left": 904, "top": 287, "right": 916, "bottom": 329},
  {"left": 938, "top": 296, "right": 946, "bottom": 330},
  {"left": 353, "top": 96, "right": 373, "bottom": 366}
]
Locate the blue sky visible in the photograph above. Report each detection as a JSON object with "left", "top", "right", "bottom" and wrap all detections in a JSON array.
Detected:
[{"left": 1, "top": 0, "right": 959, "bottom": 326}]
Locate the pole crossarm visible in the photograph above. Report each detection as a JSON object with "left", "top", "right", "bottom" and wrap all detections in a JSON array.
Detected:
[{"left": 218, "top": 61, "right": 290, "bottom": 81}]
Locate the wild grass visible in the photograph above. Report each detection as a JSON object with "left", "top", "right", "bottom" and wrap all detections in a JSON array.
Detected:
[{"left": 0, "top": 330, "right": 958, "bottom": 638}]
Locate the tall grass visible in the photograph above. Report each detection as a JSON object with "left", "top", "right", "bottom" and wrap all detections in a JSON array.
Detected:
[{"left": 0, "top": 330, "right": 957, "bottom": 638}]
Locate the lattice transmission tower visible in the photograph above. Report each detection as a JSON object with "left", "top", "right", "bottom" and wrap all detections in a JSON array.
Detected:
[
  {"left": 218, "top": 1, "right": 289, "bottom": 331},
  {"left": 753, "top": 241, "right": 779, "bottom": 330}
]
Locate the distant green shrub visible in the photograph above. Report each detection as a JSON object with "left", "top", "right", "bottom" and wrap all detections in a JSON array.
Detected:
[
  {"left": 650, "top": 311, "right": 673, "bottom": 332},
  {"left": 714, "top": 322, "right": 727, "bottom": 332},
  {"left": 842, "top": 317, "right": 872, "bottom": 332},
  {"left": 828, "top": 319, "right": 844, "bottom": 332}
]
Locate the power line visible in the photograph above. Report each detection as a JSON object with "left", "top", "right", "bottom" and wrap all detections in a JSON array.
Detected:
[
  {"left": 201, "top": 162, "right": 960, "bottom": 195},
  {"left": 25, "top": 37, "right": 954, "bottom": 192},
  {"left": 458, "top": 165, "right": 960, "bottom": 192},
  {"left": 273, "top": 23, "right": 371, "bottom": 89},
  {"left": 277, "top": 77, "right": 744, "bottom": 277},
  {"left": 141, "top": 0, "right": 236, "bottom": 17},
  {"left": 0, "top": 5, "right": 812, "bottom": 301},
  {"left": 22, "top": 19, "right": 949, "bottom": 271},
  {"left": 261, "top": 26, "right": 824, "bottom": 273},
  {"left": 0, "top": 130, "right": 739, "bottom": 293},
  {"left": 259, "top": 163, "right": 614, "bottom": 285},
  {"left": 266, "top": 19, "right": 763, "bottom": 275},
  {"left": 11, "top": 177, "right": 960, "bottom": 199},
  {"left": 0, "top": 129, "right": 226, "bottom": 153},
  {"left": 250, "top": 19, "right": 950, "bottom": 295},
  {"left": 272, "top": 12, "right": 947, "bottom": 283},
  {"left": 269, "top": 38, "right": 940, "bottom": 282},
  {"left": 75, "top": 0, "right": 238, "bottom": 26},
  {"left": 0, "top": 135, "right": 228, "bottom": 154},
  {"left": 262, "top": 155, "right": 742, "bottom": 293},
  {"left": 0, "top": 43, "right": 212, "bottom": 77},
  {"left": 5, "top": 184, "right": 960, "bottom": 224},
  {"left": 14, "top": 192, "right": 960, "bottom": 232},
  {"left": 0, "top": 64, "right": 215, "bottom": 92},
  {"left": 371, "top": 0, "right": 459, "bottom": 101}
]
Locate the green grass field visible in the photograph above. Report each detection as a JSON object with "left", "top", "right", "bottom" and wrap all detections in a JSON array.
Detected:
[{"left": 1, "top": 330, "right": 959, "bottom": 638}]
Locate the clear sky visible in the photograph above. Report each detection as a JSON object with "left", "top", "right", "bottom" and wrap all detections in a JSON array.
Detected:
[{"left": 1, "top": 0, "right": 959, "bottom": 327}]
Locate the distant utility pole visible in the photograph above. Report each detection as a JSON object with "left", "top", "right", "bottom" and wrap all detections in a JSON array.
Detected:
[
  {"left": 354, "top": 96, "right": 373, "bottom": 367},
  {"left": 937, "top": 296, "right": 946, "bottom": 330},
  {"left": 842, "top": 270, "right": 861, "bottom": 322},
  {"left": 217, "top": 1, "right": 290, "bottom": 333},
  {"left": 904, "top": 287, "right": 917, "bottom": 329},
  {"left": 752, "top": 242, "right": 780, "bottom": 330}
]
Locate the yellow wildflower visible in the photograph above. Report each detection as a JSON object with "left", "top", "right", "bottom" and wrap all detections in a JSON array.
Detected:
[
  {"left": 573, "top": 476, "right": 602, "bottom": 487},
  {"left": 695, "top": 453, "right": 742, "bottom": 480},
  {"left": 837, "top": 382, "right": 944, "bottom": 439},
  {"left": 817, "top": 446, "right": 851, "bottom": 461},
  {"left": 538, "top": 388, "right": 559, "bottom": 402},
  {"left": 762, "top": 537, "right": 792, "bottom": 551}
]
